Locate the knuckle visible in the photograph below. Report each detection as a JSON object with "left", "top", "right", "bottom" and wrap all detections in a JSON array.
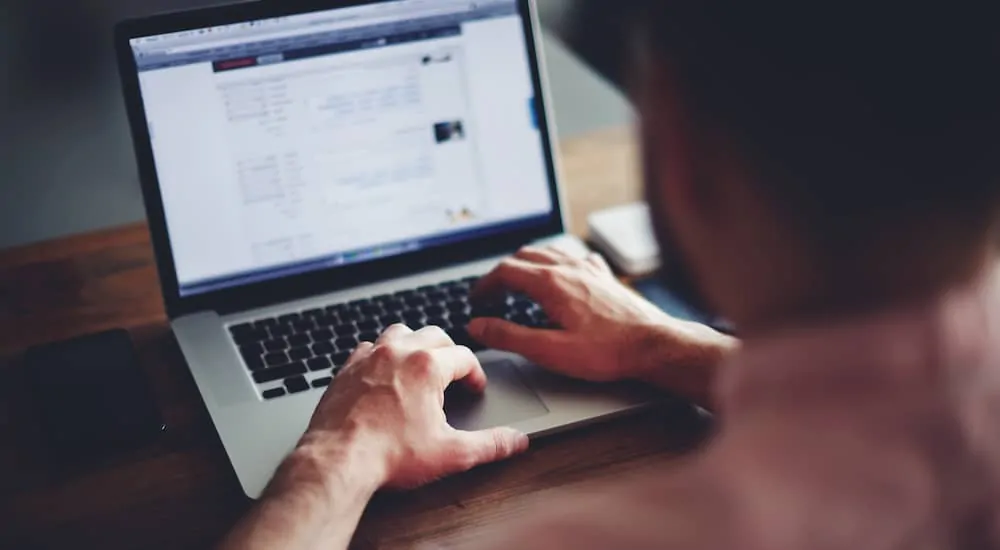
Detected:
[
  {"left": 407, "top": 349, "right": 437, "bottom": 378},
  {"left": 371, "top": 343, "right": 401, "bottom": 363},
  {"left": 419, "top": 325, "right": 450, "bottom": 341},
  {"left": 498, "top": 258, "right": 521, "bottom": 275}
]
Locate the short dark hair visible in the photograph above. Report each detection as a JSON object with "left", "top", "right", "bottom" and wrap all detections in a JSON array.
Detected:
[{"left": 566, "top": 2, "right": 1000, "bottom": 235}]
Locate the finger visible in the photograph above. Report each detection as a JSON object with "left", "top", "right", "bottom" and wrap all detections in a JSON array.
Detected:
[
  {"left": 377, "top": 323, "right": 412, "bottom": 344},
  {"left": 429, "top": 345, "right": 487, "bottom": 392},
  {"left": 586, "top": 252, "right": 612, "bottom": 273},
  {"left": 442, "top": 427, "right": 530, "bottom": 475},
  {"left": 467, "top": 318, "right": 581, "bottom": 375},
  {"left": 513, "top": 246, "right": 565, "bottom": 266},
  {"left": 402, "top": 325, "right": 455, "bottom": 350},
  {"left": 472, "top": 257, "right": 549, "bottom": 302}
]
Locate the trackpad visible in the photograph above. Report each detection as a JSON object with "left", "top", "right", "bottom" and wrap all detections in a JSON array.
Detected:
[{"left": 445, "top": 360, "right": 549, "bottom": 431}]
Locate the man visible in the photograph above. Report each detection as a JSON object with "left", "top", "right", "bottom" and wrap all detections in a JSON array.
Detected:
[{"left": 222, "top": 2, "right": 1000, "bottom": 549}]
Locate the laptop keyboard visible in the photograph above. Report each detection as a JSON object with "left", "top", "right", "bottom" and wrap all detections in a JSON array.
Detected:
[{"left": 227, "top": 276, "right": 552, "bottom": 400}]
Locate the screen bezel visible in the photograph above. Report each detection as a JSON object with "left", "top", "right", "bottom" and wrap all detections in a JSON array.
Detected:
[{"left": 115, "top": 0, "right": 565, "bottom": 318}]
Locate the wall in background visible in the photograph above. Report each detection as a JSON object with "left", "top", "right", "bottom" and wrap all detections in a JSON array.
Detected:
[{"left": 0, "top": 0, "right": 630, "bottom": 249}]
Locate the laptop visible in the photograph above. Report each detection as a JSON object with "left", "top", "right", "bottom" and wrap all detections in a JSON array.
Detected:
[{"left": 115, "top": 0, "right": 655, "bottom": 498}]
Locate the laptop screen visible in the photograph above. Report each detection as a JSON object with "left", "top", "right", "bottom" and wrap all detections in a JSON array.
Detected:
[{"left": 128, "top": 0, "right": 555, "bottom": 297}]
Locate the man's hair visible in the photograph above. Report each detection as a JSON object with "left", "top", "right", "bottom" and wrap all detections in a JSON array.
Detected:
[{"left": 567, "top": 2, "right": 1000, "bottom": 236}]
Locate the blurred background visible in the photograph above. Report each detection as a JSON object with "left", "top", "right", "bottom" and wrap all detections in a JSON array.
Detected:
[{"left": 0, "top": 0, "right": 631, "bottom": 249}]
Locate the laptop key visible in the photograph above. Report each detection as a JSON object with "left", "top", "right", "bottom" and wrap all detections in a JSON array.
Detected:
[
  {"left": 270, "top": 324, "right": 293, "bottom": 337},
  {"left": 264, "top": 351, "right": 289, "bottom": 367},
  {"left": 253, "top": 361, "right": 307, "bottom": 384},
  {"left": 241, "top": 348, "right": 266, "bottom": 371},
  {"left": 312, "top": 341, "right": 335, "bottom": 356},
  {"left": 358, "top": 331, "right": 380, "bottom": 343},
  {"left": 357, "top": 319, "right": 380, "bottom": 332},
  {"left": 254, "top": 318, "right": 278, "bottom": 330},
  {"left": 340, "top": 310, "right": 362, "bottom": 322},
  {"left": 449, "top": 327, "right": 485, "bottom": 352},
  {"left": 379, "top": 314, "right": 403, "bottom": 327},
  {"left": 402, "top": 310, "right": 424, "bottom": 323},
  {"left": 288, "top": 333, "right": 311, "bottom": 347},
  {"left": 426, "top": 317, "right": 451, "bottom": 331},
  {"left": 312, "top": 377, "right": 333, "bottom": 389},
  {"left": 334, "top": 323, "right": 359, "bottom": 336},
  {"left": 307, "top": 355, "right": 332, "bottom": 372},
  {"left": 331, "top": 351, "right": 352, "bottom": 367},
  {"left": 240, "top": 341, "right": 264, "bottom": 356},
  {"left": 285, "top": 376, "right": 310, "bottom": 394},
  {"left": 278, "top": 313, "right": 301, "bottom": 325},
  {"left": 424, "top": 305, "right": 446, "bottom": 317},
  {"left": 263, "top": 338, "right": 289, "bottom": 352},
  {"left": 335, "top": 336, "right": 359, "bottom": 352},
  {"left": 314, "top": 314, "right": 339, "bottom": 328},
  {"left": 262, "top": 388, "right": 286, "bottom": 400},
  {"left": 409, "top": 318, "right": 428, "bottom": 330},
  {"left": 531, "top": 310, "right": 557, "bottom": 328},
  {"left": 450, "top": 313, "right": 471, "bottom": 327},
  {"left": 310, "top": 328, "right": 334, "bottom": 342},
  {"left": 229, "top": 323, "right": 255, "bottom": 336},
  {"left": 288, "top": 346, "right": 312, "bottom": 361},
  {"left": 384, "top": 299, "right": 406, "bottom": 312},
  {"left": 292, "top": 319, "right": 315, "bottom": 333},
  {"left": 513, "top": 298, "right": 536, "bottom": 313},
  {"left": 372, "top": 294, "right": 393, "bottom": 303},
  {"left": 233, "top": 328, "right": 269, "bottom": 345},
  {"left": 427, "top": 290, "right": 448, "bottom": 303},
  {"left": 301, "top": 308, "right": 324, "bottom": 318},
  {"left": 349, "top": 298, "right": 371, "bottom": 308},
  {"left": 360, "top": 304, "right": 383, "bottom": 316},
  {"left": 405, "top": 296, "right": 429, "bottom": 308}
]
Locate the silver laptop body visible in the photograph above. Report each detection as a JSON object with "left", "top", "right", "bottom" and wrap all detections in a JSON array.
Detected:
[{"left": 117, "top": 0, "right": 654, "bottom": 498}]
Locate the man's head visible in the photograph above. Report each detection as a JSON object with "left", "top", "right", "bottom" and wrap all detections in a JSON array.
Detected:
[{"left": 568, "top": 3, "right": 1000, "bottom": 329}]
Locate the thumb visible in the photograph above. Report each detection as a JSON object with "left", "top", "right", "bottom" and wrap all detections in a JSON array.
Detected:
[{"left": 444, "top": 427, "right": 530, "bottom": 474}]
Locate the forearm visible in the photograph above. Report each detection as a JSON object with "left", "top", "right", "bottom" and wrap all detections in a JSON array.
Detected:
[
  {"left": 219, "top": 432, "right": 385, "bottom": 550},
  {"left": 635, "top": 322, "right": 739, "bottom": 410}
]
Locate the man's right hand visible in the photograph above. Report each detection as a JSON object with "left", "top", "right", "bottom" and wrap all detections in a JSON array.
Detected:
[{"left": 468, "top": 246, "right": 736, "bottom": 400}]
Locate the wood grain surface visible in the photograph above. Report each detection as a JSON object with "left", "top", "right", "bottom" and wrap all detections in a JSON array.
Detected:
[{"left": 0, "top": 127, "right": 706, "bottom": 550}]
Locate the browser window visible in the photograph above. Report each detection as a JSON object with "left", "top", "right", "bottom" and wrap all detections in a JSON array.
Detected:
[{"left": 130, "top": 0, "right": 554, "bottom": 296}]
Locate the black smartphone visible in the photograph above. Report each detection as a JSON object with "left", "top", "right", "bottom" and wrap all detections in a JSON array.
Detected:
[{"left": 23, "top": 329, "right": 165, "bottom": 460}]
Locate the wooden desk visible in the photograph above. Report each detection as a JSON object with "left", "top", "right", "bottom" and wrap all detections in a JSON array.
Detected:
[{"left": 0, "top": 127, "right": 704, "bottom": 549}]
